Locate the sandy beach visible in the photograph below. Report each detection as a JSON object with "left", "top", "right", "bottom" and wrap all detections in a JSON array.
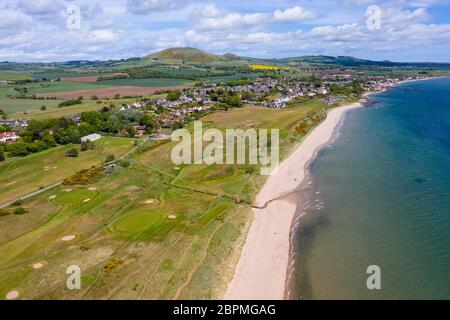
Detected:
[{"left": 224, "top": 100, "right": 364, "bottom": 300}]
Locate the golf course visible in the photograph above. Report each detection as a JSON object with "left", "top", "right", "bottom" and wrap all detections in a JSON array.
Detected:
[{"left": 0, "top": 101, "right": 328, "bottom": 300}]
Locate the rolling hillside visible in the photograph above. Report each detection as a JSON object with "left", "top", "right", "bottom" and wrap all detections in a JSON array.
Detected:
[{"left": 145, "top": 47, "right": 225, "bottom": 64}]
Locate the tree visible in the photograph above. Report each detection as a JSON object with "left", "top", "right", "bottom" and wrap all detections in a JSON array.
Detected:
[
  {"left": 226, "top": 95, "right": 243, "bottom": 108},
  {"left": 0, "top": 145, "right": 5, "bottom": 162},
  {"left": 66, "top": 148, "right": 79, "bottom": 158},
  {"left": 167, "top": 91, "right": 182, "bottom": 101},
  {"left": 0, "top": 108, "right": 5, "bottom": 116},
  {"left": 5, "top": 142, "right": 29, "bottom": 157},
  {"left": 139, "top": 114, "right": 156, "bottom": 133},
  {"left": 55, "top": 126, "right": 81, "bottom": 144},
  {"left": 40, "top": 106, "right": 47, "bottom": 111},
  {"left": 81, "top": 140, "right": 95, "bottom": 151}
]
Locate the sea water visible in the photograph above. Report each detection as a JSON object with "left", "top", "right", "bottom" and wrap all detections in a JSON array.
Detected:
[{"left": 289, "top": 77, "right": 450, "bottom": 299}]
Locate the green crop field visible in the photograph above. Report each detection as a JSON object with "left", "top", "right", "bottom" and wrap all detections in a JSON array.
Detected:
[
  {"left": 0, "top": 85, "right": 66, "bottom": 114},
  {"left": 0, "top": 137, "right": 135, "bottom": 205},
  {"left": 0, "top": 102, "right": 328, "bottom": 300},
  {"left": 0, "top": 81, "right": 113, "bottom": 115},
  {"left": 0, "top": 71, "right": 32, "bottom": 81},
  {"left": 31, "top": 72, "right": 105, "bottom": 80},
  {"left": 25, "top": 81, "right": 111, "bottom": 94}
]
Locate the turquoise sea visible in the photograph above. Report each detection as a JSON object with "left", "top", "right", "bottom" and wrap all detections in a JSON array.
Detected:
[{"left": 289, "top": 77, "right": 450, "bottom": 300}]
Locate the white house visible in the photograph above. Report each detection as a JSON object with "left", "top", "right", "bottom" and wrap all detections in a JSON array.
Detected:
[
  {"left": 0, "top": 132, "right": 19, "bottom": 143},
  {"left": 81, "top": 133, "right": 102, "bottom": 142}
]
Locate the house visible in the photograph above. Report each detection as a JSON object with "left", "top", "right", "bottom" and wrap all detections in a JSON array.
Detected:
[
  {"left": 0, "top": 132, "right": 20, "bottom": 143},
  {"left": 81, "top": 133, "right": 102, "bottom": 142},
  {"left": 133, "top": 125, "right": 148, "bottom": 136}
]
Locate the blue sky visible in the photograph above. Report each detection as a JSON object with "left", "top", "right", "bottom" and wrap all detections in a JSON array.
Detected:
[{"left": 1, "top": 0, "right": 450, "bottom": 62}]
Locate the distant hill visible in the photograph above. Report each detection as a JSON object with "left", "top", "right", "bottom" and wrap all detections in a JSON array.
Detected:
[
  {"left": 2, "top": 47, "right": 450, "bottom": 72},
  {"left": 145, "top": 47, "right": 224, "bottom": 64},
  {"left": 275, "top": 55, "right": 450, "bottom": 68}
]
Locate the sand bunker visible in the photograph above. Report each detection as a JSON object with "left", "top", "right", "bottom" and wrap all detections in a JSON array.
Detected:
[
  {"left": 88, "top": 187, "right": 97, "bottom": 191},
  {"left": 144, "top": 199, "right": 156, "bottom": 204},
  {"left": 126, "top": 186, "right": 140, "bottom": 191},
  {"left": 174, "top": 167, "right": 181, "bottom": 170},
  {"left": 168, "top": 215, "right": 177, "bottom": 219},
  {"left": 49, "top": 195, "right": 57, "bottom": 200},
  {"left": 32, "top": 262, "right": 44, "bottom": 269},
  {"left": 64, "top": 189, "right": 72, "bottom": 192},
  {"left": 83, "top": 198, "right": 91, "bottom": 203},
  {"left": 6, "top": 290, "right": 19, "bottom": 300},
  {"left": 61, "top": 235, "right": 76, "bottom": 241}
]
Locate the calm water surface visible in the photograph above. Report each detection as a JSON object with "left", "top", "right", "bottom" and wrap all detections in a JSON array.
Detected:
[{"left": 289, "top": 77, "right": 450, "bottom": 299}]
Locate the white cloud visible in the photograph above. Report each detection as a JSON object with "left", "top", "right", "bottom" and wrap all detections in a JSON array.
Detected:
[
  {"left": 126, "top": 0, "right": 190, "bottom": 14},
  {"left": 86, "top": 30, "right": 119, "bottom": 44},
  {"left": 199, "top": 12, "right": 268, "bottom": 30},
  {"left": 272, "top": 6, "right": 317, "bottom": 23},
  {"left": 201, "top": 3, "right": 221, "bottom": 18}
]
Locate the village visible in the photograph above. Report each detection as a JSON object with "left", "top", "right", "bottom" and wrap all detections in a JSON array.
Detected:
[{"left": 0, "top": 74, "right": 424, "bottom": 151}]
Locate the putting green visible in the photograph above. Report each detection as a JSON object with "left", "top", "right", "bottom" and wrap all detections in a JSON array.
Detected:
[{"left": 109, "top": 208, "right": 179, "bottom": 240}]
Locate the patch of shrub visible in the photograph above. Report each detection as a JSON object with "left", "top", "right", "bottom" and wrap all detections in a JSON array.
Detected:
[
  {"left": 105, "top": 154, "right": 115, "bottom": 163},
  {"left": 0, "top": 209, "right": 11, "bottom": 216},
  {"left": 14, "top": 207, "right": 28, "bottom": 215},
  {"left": 63, "top": 166, "right": 104, "bottom": 185},
  {"left": 103, "top": 259, "right": 124, "bottom": 273},
  {"left": 12, "top": 199, "right": 23, "bottom": 206},
  {"left": 118, "top": 160, "right": 130, "bottom": 168},
  {"left": 66, "top": 148, "right": 79, "bottom": 158}
]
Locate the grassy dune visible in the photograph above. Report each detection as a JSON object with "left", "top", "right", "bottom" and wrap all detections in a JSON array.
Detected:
[{"left": 0, "top": 102, "right": 328, "bottom": 300}]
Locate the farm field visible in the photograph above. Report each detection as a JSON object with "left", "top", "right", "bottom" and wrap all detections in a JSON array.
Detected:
[
  {"left": 0, "top": 79, "right": 186, "bottom": 115},
  {"left": 31, "top": 72, "right": 106, "bottom": 80},
  {"left": 0, "top": 102, "right": 328, "bottom": 300},
  {"left": 0, "top": 71, "right": 32, "bottom": 81},
  {"left": 0, "top": 85, "right": 65, "bottom": 114},
  {"left": 12, "top": 96, "right": 162, "bottom": 120},
  {"left": 35, "top": 85, "right": 190, "bottom": 100},
  {"left": 0, "top": 137, "right": 135, "bottom": 206},
  {"left": 97, "top": 78, "right": 193, "bottom": 87}
]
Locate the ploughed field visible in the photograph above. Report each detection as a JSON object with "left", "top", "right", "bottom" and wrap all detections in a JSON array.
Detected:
[{"left": 0, "top": 102, "right": 328, "bottom": 300}]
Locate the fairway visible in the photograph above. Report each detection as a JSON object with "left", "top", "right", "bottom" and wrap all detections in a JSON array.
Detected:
[{"left": 0, "top": 137, "right": 135, "bottom": 205}]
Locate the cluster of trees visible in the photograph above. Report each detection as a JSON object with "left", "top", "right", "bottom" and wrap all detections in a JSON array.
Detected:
[
  {"left": 207, "top": 88, "right": 243, "bottom": 108},
  {"left": 0, "top": 105, "right": 158, "bottom": 161},
  {"left": 167, "top": 90, "right": 182, "bottom": 101},
  {"left": 80, "top": 108, "right": 156, "bottom": 137},
  {"left": 1, "top": 119, "right": 58, "bottom": 158},
  {"left": 58, "top": 99, "right": 83, "bottom": 108},
  {"left": 330, "top": 81, "right": 364, "bottom": 96},
  {"left": 119, "top": 67, "right": 199, "bottom": 80}
]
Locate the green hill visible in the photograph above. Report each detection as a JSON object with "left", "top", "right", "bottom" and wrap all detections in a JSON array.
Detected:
[{"left": 145, "top": 47, "right": 224, "bottom": 64}]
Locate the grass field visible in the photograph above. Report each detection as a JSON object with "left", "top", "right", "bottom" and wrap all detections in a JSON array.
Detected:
[
  {"left": 0, "top": 71, "right": 32, "bottom": 81},
  {"left": 0, "top": 85, "right": 66, "bottom": 114},
  {"left": 0, "top": 78, "right": 174, "bottom": 116},
  {"left": 0, "top": 137, "right": 135, "bottom": 205},
  {"left": 0, "top": 102, "right": 328, "bottom": 300}
]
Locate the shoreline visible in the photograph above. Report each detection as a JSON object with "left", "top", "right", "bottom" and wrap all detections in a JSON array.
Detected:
[
  {"left": 224, "top": 99, "right": 364, "bottom": 300},
  {"left": 224, "top": 76, "right": 444, "bottom": 300}
]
